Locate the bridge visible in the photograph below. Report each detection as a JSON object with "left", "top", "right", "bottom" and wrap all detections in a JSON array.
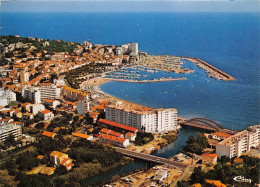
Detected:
[
  {"left": 179, "top": 117, "right": 238, "bottom": 135},
  {"left": 115, "top": 147, "right": 188, "bottom": 170}
]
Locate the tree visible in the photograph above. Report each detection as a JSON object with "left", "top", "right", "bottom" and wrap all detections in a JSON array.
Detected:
[
  {"left": 4, "top": 134, "right": 17, "bottom": 148},
  {"left": 190, "top": 167, "right": 205, "bottom": 184},
  {"left": 54, "top": 165, "right": 68, "bottom": 175},
  {"left": 16, "top": 151, "right": 39, "bottom": 171}
]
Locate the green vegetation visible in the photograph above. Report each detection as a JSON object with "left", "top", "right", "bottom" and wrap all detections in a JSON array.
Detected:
[
  {"left": 178, "top": 155, "right": 260, "bottom": 186},
  {"left": 35, "top": 136, "right": 71, "bottom": 155},
  {"left": 183, "top": 134, "right": 209, "bottom": 155},
  {"left": 16, "top": 151, "right": 39, "bottom": 171},
  {"left": 1, "top": 135, "right": 126, "bottom": 187},
  {"left": 0, "top": 35, "right": 79, "bottom": 54},
  {"left": 134, "top": 132, "right": 154, "bottom": 146},
  {"left": 162, "top": 131, "right": 177, "bottom": 144},
  {"left": 65, "top": 63, "right": 111, "bottom": 89},
  {"left": 4, "top": 134, "right": 17, "bottom": 148}
]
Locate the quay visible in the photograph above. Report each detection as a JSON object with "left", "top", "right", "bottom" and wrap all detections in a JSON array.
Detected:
[
  {"left": 105, "top": 77, "right": 187, "bottom": 83},
  {"left": 178, "top": 117, "right": 238, "bottom": 135},
  {"left": 115, "top": 147, "right": 188, "bottom": 170},
  {"left": 184, "top": 57, "right": 236, "bottom": 81}
]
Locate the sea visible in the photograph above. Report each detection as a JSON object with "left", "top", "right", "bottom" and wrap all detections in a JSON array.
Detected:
[{"left": 1, "top": 11, "right": 260, "bottom": 185}]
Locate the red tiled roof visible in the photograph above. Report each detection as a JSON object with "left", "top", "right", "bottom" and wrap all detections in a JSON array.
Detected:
[
  {"left": 65, "top": 162, "right": 74, "bottom": 168},
  {"left": 99, "top": 133, "right": 126, "bottom": 143},
  {"left": 202, "top": 153, "right": 217, "bottom": 158},
  {"left": 72, "top": 132, "right": 91, "bottom": 139},
  {"left": 125, "top": 132, "right": 133, "bottom": 136},
  {"left": 98, "top": 119, "right": 137, "bottom": 133},
  {"left": 40, "top": 109, "right": 52, "bottom": 114},
  {"left": 100, "top": 128, "right": 111, "bottom": 134},
  {"left": 60, "top": 158, "right": 70, "bottom": 165},
  {"left": 42, "top": 131, "right": 55, "bottom": 137},
  {"left": 213, "top": 132, "right": 232, "bottom": 138}
]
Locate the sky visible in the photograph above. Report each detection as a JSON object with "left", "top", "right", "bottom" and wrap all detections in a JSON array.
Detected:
[{"left": 0, "top": 0, "right": 259, "bottom": 12}]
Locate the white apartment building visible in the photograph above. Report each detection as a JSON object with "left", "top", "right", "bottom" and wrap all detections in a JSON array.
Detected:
[
  {"left": 39, "top": 84, "right": 61, "bottom": 100},
  {"left": 105, "top": 104, "right": 178, "bottom": 132},
  {"left": 22, "top": 87, "right": 41, "bottom": 104},
  {"left": 129, "top": 42, "right": 138, "bottom": 55},
  {"left": 22, "top": 85, "right": 61, "bottom": 103},
  {"left": 0, "top": 124, "right": 22, "bottom": 143},
  {"left": 0, "top": 88, "right": 16, "bottom": 106},
  {"left": 216, "top": 125, "right": 260, "bottom": 158},
  {"left": 77, "top": 100, "right": 90, "bottom": 115}
]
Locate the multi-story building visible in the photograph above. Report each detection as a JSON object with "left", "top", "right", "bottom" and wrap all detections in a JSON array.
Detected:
[
  {"left": 22, "top": 85, "right": 61, "bottom": 103},
  {"left": 0, "top": 88, "right": 16, "bottom": 106},
  {"left": 0, "top": 124, "right": 22, "bottom": 143},
  {"left": 129, "top": 42, "right": 138, "bottom": 55},
  {"left": 77, "top": 100, "right": 90, "bottom": 115},
  {"left": 22, "top": 87, "right": 41, "bottom": 104},
  {"left": 20, "top": 71, "right": 29, "bottom": 83},
  {"left": 105, "top": 103, "right": 178, "bottom": 132},
  {"left": 63, "top": 86, "right": 89, "bottom": 101},
  {"left": 216, "top": 125, "right": 260, "bottom": 158},
  {"left": 39, "top": 84, "right": 61, "bottom": 100}
]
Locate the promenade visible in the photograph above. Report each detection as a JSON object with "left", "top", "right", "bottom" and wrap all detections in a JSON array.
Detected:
[{"left": 105, "top": 77, "right": 187, "bottom": 83}]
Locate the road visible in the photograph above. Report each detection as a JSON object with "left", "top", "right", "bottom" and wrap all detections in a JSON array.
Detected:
[{"left": 115, "top": 147, "right": 188, "bottom": 170}]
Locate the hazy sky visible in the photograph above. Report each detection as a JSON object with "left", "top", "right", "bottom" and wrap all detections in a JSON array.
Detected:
[{"left": 1, "top": 0, "right": 259, "bottom": 12}]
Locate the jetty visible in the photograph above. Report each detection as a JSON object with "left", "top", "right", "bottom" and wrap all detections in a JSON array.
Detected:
[
  {"left": 105, "top": 77, "right": 187, "bottom": 83},
  {"left": 184, "top": 57, "right": 236, "bottom": 81}
]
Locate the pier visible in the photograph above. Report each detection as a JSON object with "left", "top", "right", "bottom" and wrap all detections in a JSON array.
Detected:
[
  {"left": 184, "top": 57, "right": 236, "bottom": 81},
  {"left": 105, "top": 77, "right": 187, "bottom": 83}
]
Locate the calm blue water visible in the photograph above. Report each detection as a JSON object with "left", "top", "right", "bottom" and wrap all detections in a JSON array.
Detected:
[
  {"left": 1, "top": 11, "right": 260, "bottom": 184},
  {"left": 1, "top": 13, "right": 259, "bottom": 130}
]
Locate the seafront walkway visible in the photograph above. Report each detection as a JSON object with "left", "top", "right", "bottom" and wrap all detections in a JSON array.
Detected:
[
  {"left": 115, "top": 147, "right": 188, "bottom": 170},
  {"left": 105, "top": 77, "right": 186, "bottom": 83}
]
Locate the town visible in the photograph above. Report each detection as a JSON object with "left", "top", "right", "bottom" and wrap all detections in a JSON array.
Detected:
[{"left": 0, "top": 35, "right": 259, "bottom": 187}]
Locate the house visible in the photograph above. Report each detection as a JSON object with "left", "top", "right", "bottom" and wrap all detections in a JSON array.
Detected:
[
  {"left": 202, "top": 153, "right": 218, "bottom": 166},
  {"left": 42, "top": 131, "right": 56, "bottom": 138},
  {"left": 43, "top": 99, "right": 61, "bottom": 109},
  {"left": 100, "top": 128, "right": 124, "bottom": 138},
  {"left": 30, "top": 104, "right": 45, "bottom": 115},
  {"left": 50, "top": 151, "right": 74, "bottom": 170},
  {"left": 125, "top": 132, "right": 136, "bottom": 142},
  {"left": 38, "top": 109, "right": 54, "bottom": 120},
  {"left": 210, "top": 132, "right": 232, "bottom": 141},
  {"left": 72, "top": 132, "right": 93, "bottom": 141},
  {"left": 153, "top": 169, "right": 168, "bottom": 183},
  {"left": 99, "top": 134, "right": 130, "bottom": 148}
]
